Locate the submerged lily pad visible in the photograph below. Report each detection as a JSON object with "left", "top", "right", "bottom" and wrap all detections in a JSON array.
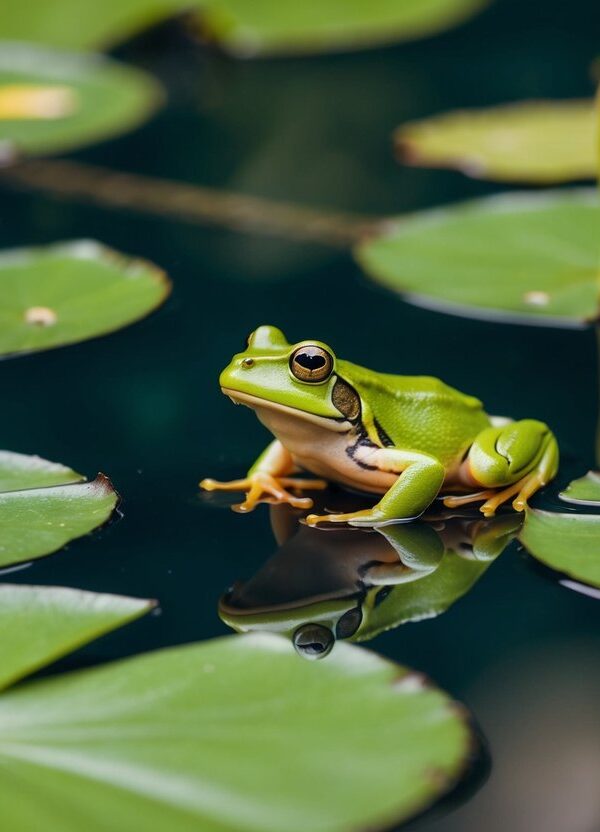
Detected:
[
  {"left": 0, "top": 0, "right": 488, "bottom": 54},
  {"left": 0, "top": 585, "right": 153, "bottom": 691},
  {"left": 357, "top": 189, "right": 599, "bottom": 326},
  {"left": 519, "top": 509, "right": 600, "bottom": 588},
  {"left": 0, "top": 631, "right": 474, "bottom": 832},
  {"left": 0, "top": 43, "right": 162, "bottom": 161},
  {"left": 559, "top": 471, "right": 600, "bottom": 506},
  {"left": 0, "top": 451, "right": 118, "bottom": 568},
  {"left": 396, "top": 100, "right": 597, "bottom": 183},
  {"left": 0, "top": 240, "right": 171, "bottom": 357}
]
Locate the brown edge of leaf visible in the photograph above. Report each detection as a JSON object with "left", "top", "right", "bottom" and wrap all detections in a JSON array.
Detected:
[
  {"left": 0, "top": 471, "right": 121, "bottom": 573},
  {"left": 355, "top": 662, "right": 486, "bottom": 832},
  {"left": 393, "top": 99, "right": 597, "bottom": 184}
]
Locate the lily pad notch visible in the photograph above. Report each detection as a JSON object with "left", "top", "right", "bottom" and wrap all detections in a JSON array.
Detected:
[
  {"left": 0, "top": 450, "right": 120, "bottom": 569},
  {"left": 0, "top": 239, "right": 172, "bottom": 357}
]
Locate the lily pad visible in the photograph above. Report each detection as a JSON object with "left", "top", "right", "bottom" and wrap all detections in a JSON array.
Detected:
[
  {"left": 0, "top": 43, "right": 162, "bottom": 161},
  {"left": 197, "top": 0, "right": 490, "bottom": 57},
  {"left": 519, "top": 509, "right": 600, "bottom": 588},
  {"left": 559, "top": 471, "right": 600, "bottom": 506},
  {"left": 0, "top": 0, "right": 489, "bottom": 54},
  {"left": 0, "top": 631, "right": 474, "bottom": 832},
  {"left": 0, "top": 451, "right": 118, "bottom": 568},
  {"left": 0, "top": 240, "right": 171, "bottom": 357},
  {"left": 0, "top": 585, "right": 153, "bottom": 691},
  {"left": 356, "top": 189, "right": 599, "bottom": 326},
  {"left": 396, "top": 100, "right": 597, "bottom": 183}
]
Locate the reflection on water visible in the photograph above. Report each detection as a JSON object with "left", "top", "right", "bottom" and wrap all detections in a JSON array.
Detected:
[{"left": 219, "top": 491, "right": 522, "bottom": 658}]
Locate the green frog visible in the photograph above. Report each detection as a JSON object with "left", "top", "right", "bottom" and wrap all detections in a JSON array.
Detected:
[{"left": 201, "top": 325, "right": 558, "bottom": 527}]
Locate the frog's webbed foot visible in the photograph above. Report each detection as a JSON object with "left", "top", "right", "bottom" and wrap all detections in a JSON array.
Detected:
[
  {"left": 200, "top": 473, "right": 327, "bottom": 513},
  {"left": 446, "top": 420, "right": 559, "bottom": 517}
]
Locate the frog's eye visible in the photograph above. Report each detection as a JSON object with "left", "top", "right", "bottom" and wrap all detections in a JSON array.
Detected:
[
  {"left": 290, "top": 345, "right": 333, "bottom": 384},
  {"left": 293, "top": 624, "right": 334, "bottom": 660}
]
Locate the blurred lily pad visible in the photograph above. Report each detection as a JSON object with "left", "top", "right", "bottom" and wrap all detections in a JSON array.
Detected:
[
  {"left": 559, "top": 471, "right": 600, "bottom": 506},
  {"left": 0, "top": 585, "right": 152, "bottom": 690},
  {"left": 0, "top": 451, "right": 118, "bottom": 568},
  {"left": 0, "top": 0, "right": 489, "bottom": 54},
  {"left": 197, "top": 0, "right": 490, "bottom": 57},
  {"left": 396, "top": 100, "right": 597, "bottom": 183},
  {"left": 0, "top": 240, "right": 171, "bottom": 357},
  {"left": 0, "top": 631, "right": 474, "bottom": 832},
  {"left": 0, "top": 43, "right": 162, "bottom": 161},
  {"left": 356, "top": 189, "right": 599, "bottom": 326},
  {"left": 519, "top": 509, "right": 600, "bottom": 588}
]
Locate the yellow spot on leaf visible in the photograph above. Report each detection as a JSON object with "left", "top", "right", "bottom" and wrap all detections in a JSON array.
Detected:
[{"left": 0, "top": 84, "right": 77, "bottom": 120}]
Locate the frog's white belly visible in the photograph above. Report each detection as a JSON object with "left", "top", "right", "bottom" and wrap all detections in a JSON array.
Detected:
[{"left": 252, "top": 402, "right": 397, "bottom": 495}]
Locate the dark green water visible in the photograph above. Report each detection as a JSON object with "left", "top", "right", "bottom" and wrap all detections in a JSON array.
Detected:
[{"left": 2, "top": 0, "right": 600, "bottom": 828}]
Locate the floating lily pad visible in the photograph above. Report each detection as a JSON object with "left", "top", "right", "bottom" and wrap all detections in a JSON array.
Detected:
[
  {"left": 0, "top": 43, "right": 162, "bottom": 161},
  {"left": 559, "top": 471, "right": 600, "bottom": 506},
  {"left": 0, "top": 450, "right": 83, "bottom": 492},
  {"left": 519, "top": 509, "right": 600, "bottom": 588},
  {"left": 396, "top": 100, "right": 597, "bottom": 183},
  {"left": 0, "top": 240, "right": 171, "bottom": 357},
  {"left": 0, "top": 0, "right": 489, "bottom": 54},
  {"left": 356, "top": 189, "right": 599, "bottom": 326},
  {"left": 0, "top": 451, "right": 118, "bottom": 568},
  {"left": 0, "top": 585, "right": 153, "bottom": 691},
  {"left": 0, "top": 631, "right": 474, "bottom": 832},
  {"left": 197, "top": 0, "right": 490, "bottom": 57}
]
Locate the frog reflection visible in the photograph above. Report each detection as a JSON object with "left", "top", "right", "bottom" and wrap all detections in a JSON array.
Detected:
[{"left": 219, "top": 492, "right": 521, "bottom": 659}]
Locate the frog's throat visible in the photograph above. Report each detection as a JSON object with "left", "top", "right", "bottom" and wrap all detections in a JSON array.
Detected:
[{"left": 221, "top": 388, "right": 351, "bottom": 433}]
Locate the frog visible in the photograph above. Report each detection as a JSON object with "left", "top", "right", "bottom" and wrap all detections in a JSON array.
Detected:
[{"left": 201, "top": 325, "right": 558, "bottom": 527}]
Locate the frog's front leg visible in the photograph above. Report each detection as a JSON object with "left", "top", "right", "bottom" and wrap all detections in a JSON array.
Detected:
[
  {"left": 443, "top": 420, "right": 559, "bottom": 517},
  {"left": 306, "top": 448, "right": 445, "bottom": 528},
  {"left": 201, "top": 439, "right": 327, "bottom": 513}
]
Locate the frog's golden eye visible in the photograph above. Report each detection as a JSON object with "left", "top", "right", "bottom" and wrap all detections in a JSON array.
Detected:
[{"left": 290, "top": 345, "right": 333, "bottom": 384}]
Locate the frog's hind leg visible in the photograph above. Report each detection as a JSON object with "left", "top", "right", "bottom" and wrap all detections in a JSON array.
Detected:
[{"left": 462, "top": 420, "right": 559, "bottom": 517}]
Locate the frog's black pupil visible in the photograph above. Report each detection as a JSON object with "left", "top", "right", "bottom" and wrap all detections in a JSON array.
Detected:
[
  {"left": 297, "top": 352, "right": 326, "bottom": 370},
  {"left": 293, "top": 624, "right": 334, "bottom": 660}
]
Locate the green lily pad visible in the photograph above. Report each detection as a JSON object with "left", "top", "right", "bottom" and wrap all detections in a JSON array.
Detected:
[
  {"left": 197, "top": 0, "right": 490, "bottom": 57},
  {"left": 356, "top": 189, "right": 599, "bottom": 326},
  {"left": 0, "top": 585, "right": 153, "bottom": 691},
  {"left": 0, "top": 43, "right": 162, "bottom": 161},
  {"left": 519, "top": 509, "right": 600, "bottom": 588},
  {"left": 396, "top": 100, "right": 597, "bottom": 184},
  {"left": 0, "top": 240, "right": 171, "bottom": 357},
  {"left": 559, "top": 471, "right": 600, "bottom": 506},
  {"left": 0, "top": 450, "right": 83, "bottom": 492},
  {"left": 0, "top": 0, "right": 489, "bottom": 54},
  {"left": 0, "top": 631, "right": 474, "bottom": 832},
  {"left": 0, "top": 451, "right": 118, "bottom": 567}
]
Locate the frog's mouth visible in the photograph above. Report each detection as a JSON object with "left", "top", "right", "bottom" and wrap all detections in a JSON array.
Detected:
[{"left": 221, "top": 387, "right": 350, "bottom": 432}]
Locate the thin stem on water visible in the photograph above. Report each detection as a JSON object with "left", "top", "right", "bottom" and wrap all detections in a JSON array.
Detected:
[{"left": 0, "top": 159, "right": 388, "bottom": 248}]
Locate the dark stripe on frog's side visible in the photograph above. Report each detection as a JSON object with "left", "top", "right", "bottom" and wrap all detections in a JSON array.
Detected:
[{"left": 374, "top": 418, "right": 394, "bottom": 448}]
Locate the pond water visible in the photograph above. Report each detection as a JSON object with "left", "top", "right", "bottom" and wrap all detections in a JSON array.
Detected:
[{"left": 1, "top": 0, "right": 600, "bottom": 828}]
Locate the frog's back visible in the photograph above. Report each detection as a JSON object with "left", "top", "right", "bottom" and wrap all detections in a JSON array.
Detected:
[{"left": 337, "top": 360, "right": 490, "bottom": 466}]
